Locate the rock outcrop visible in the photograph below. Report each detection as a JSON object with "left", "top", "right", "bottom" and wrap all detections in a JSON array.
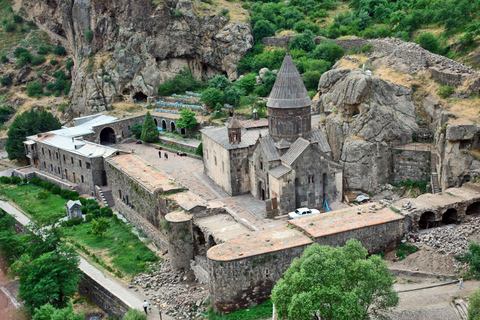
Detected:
[
  {"left": 318, "top": 69, "right": 418, "bottom": 192},
  {"left": 24, "top": 0, "right": 253, "bottom": 116}
]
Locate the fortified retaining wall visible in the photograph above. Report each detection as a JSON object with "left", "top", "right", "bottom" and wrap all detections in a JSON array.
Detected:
[{"left": 393, "top": 147, "right": 431, "bottom": 182}]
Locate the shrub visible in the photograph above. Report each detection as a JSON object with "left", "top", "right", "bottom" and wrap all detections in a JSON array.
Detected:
[
  {"left": 37, "top": 191, "right": 50, "bottom": 200},
  {"left": 361, "top": 44, "right": 374, "bottom": 54},
  {"left": 81, "top": 206, "right": 88, "bottom": 215},
  {"left": 437, "top": 85, "right": 455, "bottom": 99},
  {"left": 195, "top": 143, "right": 203, "bottom": 156},
  {"left": 61, "top": 218, "right": 83, "bottom": 227},
  {"left": 123, "top": 308, "right": 147, "bottom": 320},
  {"left": 13, "top": 47, "right": 28, "bottom": 58},
  {"left": 27, "top": 81, "right": 44, "bottom": 97},
  {"left": 37, "top": 45, "right": 52, "bottom": 55},
  {"left": 51, "top": 185, "right": 61, "bottom": 194},
  {"left": 85, "top": 214, "right": 93, "bottom": 222},
  {"left": 0, "top": 176, "right": 11, "bottom": 184},
  {"left": 65, "top": 59, "right": 74, "bottom": 71},
  {"left": 0, "top": 55, "right": 8, "bottom": 63},
  {"left": 100, "top": 207, "right": 113, "bottom": 217},
  {"left": 29, "top": 177, "right": 42, "bottom": 185},
  {"left": 50, "top": 59, "right": 58, "bottom": 66},
  {"left": 4, "top": 22, "right": 16, "bottom": 32},
  {"left": 130, "top": 123, "right": 143, "bottom": 139},
  {"left": 84, "top": 29, "right": 94, "bottom": 42},
  {"left": 219, "top": 8, "right": 229, "bottom": 16},
  {"left": 52, "top": 45, "right": 66, "bottom": 56},
  {"left": 157, "top": 67, "right": 203, "bottom": 96},
  {"left": 417, "top": 33, "right": 439, "bottom": 54},
  {"left": 12, "top": 15, "right": 23, "bottom": 23},
  {"left": 1, "top": 77, "right": 12, "bottom": 86},
  {"left": 31, "top": 55, "right": 46, "bottom": 66},
  {"left": 43, "top": 91, "right": 52, "bottom": 96},
  {"left": 11, "top": 176, "right": 21, "bottom": 184}
]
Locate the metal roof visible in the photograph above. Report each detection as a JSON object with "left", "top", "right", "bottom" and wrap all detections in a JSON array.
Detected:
[
  {"left": 51, "top": 115, "right": 117, "bottom": 138},
  {"left": 280, "top": 138, "right": 311, "bottom": 166},
  {"left": 201, "top": 127, "right": 267, "bottom": 150},
  {"left": 267, "top": 50, "right": 312, "bottom": 109},
  {"left": 240, "top": 118, "right": 268, "bottom": 129},
  {"left": 275, "top": 138, "right": 291, "bottom": 149},
  {"left": 311, "top": 129, "right": 332, "bottom": 153},
  {"left": 269, "top": 164, "right": 291, "bottom": 179},
  {"left": 259, "top": 136, "right": 280, "bottom": 161},
  {"left": 227, "top": 117, "right": 242, "bottom": 129},
  {"left": 26, "top": 133, "right": 118, "bottom": 158}
]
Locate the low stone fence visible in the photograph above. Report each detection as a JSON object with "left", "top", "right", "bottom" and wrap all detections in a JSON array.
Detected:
[
  {"left": 145, "top": 142, "right": 203, "bottom": 160},
  {"left": 13, "top": 167, "right": 81, "bottom": 193}
]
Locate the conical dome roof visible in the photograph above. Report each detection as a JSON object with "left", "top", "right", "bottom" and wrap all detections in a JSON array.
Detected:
[
  {"left": 227, "top": 116, "right": 242, "bottom": 129},
  {"left": 266, "top": 50, "right": 312, "bottom": 109}
]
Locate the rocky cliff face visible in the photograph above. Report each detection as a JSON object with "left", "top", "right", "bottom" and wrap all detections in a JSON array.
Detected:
[
  {"left": 318, "top": 69, "right": 418, "bottom": 192},
  {"left": 24, "top": 0, "right": 252, "bottom": 116}
]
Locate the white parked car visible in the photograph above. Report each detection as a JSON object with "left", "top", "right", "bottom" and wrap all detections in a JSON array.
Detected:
[{"left": 288, "top": 207, "right": 320, "bottom": 219}]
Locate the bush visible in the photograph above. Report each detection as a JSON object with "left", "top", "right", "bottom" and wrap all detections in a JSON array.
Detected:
[
  {"left": 1, "top": 77, "right": 12, "bottom": 86},
  {"left": 13, "top": 47, "right": 28, "bottom": 58},
  {"left": 50, "top": 59, "right": 58, "bottom": 66},
  {"left": 123, "top": 308, "right": 147, "bottom": 320},
  {"left": 61, "top": 218, "right": 83, "bottom": 227},
  {"left": 361, "top": 44, "right": 374, "bottom": 54},
  {"left": 11, "top": 176, "right": 21, "bottom": 184},
  {"left": 37, "top": 191, "right": 50, "bottom": 200},
  {"left": 130, "top": 123, "right": 142, "bottom": 139},
  {"left": 53, "top": 45, "right": 66, "bottom": 56},
  {"left": 4, "top": 22, "right": 16, "bottom": 32},
  {"left": 437, "top": 85, "right": 455, "bottom": 99},
  {"left": 37, "top": 45, "right": 52, "bottom": 55},
  {"left": 195, "top": 143, "right": 203, "bottom": 156},
  {"left": 29, "top": 177, "right": 42, "bottom": 185},
  {"left": 13, "top": 15, "right": 23, "bottom": 23},
  {"left": 31, "top": 55, "right": 46, "bottom": 66},
  {"left": 51, "top": 185, "right": 61, "bottom": 195},
  {"left": 84, "top": 29, "right": 94, "bottom": 42},
  {"left": 0, "top": 176, "right": 12, "bottom": 184},
  {"left": 219, "top": 8, "right": 229, "bottom": 16},
  {"left": 417, "top": 33, "right": 439, "bottom": 54},
  {"left": 27, "top": 81, "right": 44, "bottom": 97},
  {"left": 0, "top": 55, "right": 8, "bottom": 63},
  {"left": 100, "top": 207, "right": 113, "bottom": 217},
  {"left": 85, "top": 214, "right": 93, "bottom": 222},
  {"left": 65, "top": 59, "right": 74, "bottom": 71},
  {"left": 157, "top": 67, "right": 203, "bottom": 96}
]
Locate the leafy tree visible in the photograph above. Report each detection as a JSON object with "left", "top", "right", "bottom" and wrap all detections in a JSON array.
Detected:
[
  {"left": 201, "top": 87, "right": 224, "bottom": 108},
  {"left": 13, "top": 47, "right": 28, "bottom": 58},
  {"left": 0, "top": 55, "right": 8, "bottom": 63},
  {"left": 37, "top": 45, "right": 52, "bottom": 55},
  {"left": 289, "top": 30, "right": 316, "bottom": 52},
  {"left": 4, "top": 22, "right": 16, "bottom": 32},
  {"left": 6, "top": 109, "right": 61, "bottom": 160},
  {"left": 131, "top": 123, "right": 143, "bottom": 139},
  {"left": 236, "top": 73, "right": 257, "bottom": 94},
  {"left": 158, "top": 67, "right": 203, "bottom": 96},
  {"left": 303, "top": 70, "right": 323, "bottom": 91},
  {"left": 140, "top": 111, "right": 159, "bottom": 142},
  {"left": 11, "top": 244, "right": 81, "bottom": 311},
  {"left": 261, "top": 70, "right": 277, "bottom": 93},
  {"left": 123, "top": 308, "right": 147, "bottom": 320},
  {"left": 417, "top": 33, "right": 439, "bottom": 53},
  {"left": 92, "top": 217, "right": 110, "bottom": 238},
  {"left": 461, "top": 242, "right": 480, "bottom": 278},
  {"left": 52, "top": 45, "right": 66, "bottom": 56},
  {"left": 208, "top": 75, "right": 231, "bottom": 91},
  {"left": 195, "top": 142, "right": 203, "bottom": 156},
  {"left": 272, "top": 239, "right": 398, "bottom": 320},
  {"left": 176, "top": 109, "right": 198, "bottom": 133},
  {"left": 33, "top": 302, "right": 84, "bottom": 320},
  {"left": 31, "top": 55, "right": 46, "bottom": 66},
  {"left": 0, "top": 211, "right": 24, "bottom": 272},
  {"left": 253, "top": 20, "right": 275, "bottom": 43},
  {"left": 468, "top": 285, "right": 480, "bottom": 320},
  {"left": 310, "top": 41, "right": 345, "bottom": 64},
  {"left": 84, "top": 29, "right": 93, "bottom": 42},
  {"left": 27, "top": 81, "right": 44, "bottom": 97},
  {"left": 1, "top": 76, "right": 12, "bottom": 86},
  {"left": 13, "top": 14, "right": 23, "bottom": 23},
  {"left": 0, "top": 106, "right": 13, "bottom": 124},
  {"left": 224, "top": 85, "right": 246, "bottom": 106}
]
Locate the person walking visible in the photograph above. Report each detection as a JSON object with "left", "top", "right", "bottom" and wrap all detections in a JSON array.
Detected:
[
  {"left": 166, "top": 153, "right": 168, "bottom": 160},
  {"left": 459, "top": 276, "right": 464, "bottom": 289},
  {"left": 143, "top": 300, "right": 148, "bottom": 314},
  {"left": 158, "top": 151, "right": 161, "bottom": 158}
]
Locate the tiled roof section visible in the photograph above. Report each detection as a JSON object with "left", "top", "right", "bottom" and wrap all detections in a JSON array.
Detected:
[
  {"left": 267, "top": 51, "right": 312, "bottom": 109},
  {"left": 280, "top": 138, "right": 310, "bottom": 166},
  {"left": 227, "top": 117, "right": 242, "bottom": 129},
  {"left": 289, "top": 203, "right": 404, "bottom": 239},
  {"left": 311, "top": 129, "right": 332, "bottom": 153},
  {"left": 207, "top": 225, "right": 313, "bottom": 261},
  {"left": 201, "top": 127, "right": 267, "bottom": 150},
  {"left": 107, "top": 154, "right": 180, "bottom": 193},
  {"left": 239, "top": 118, "right": 269, "bottom": 129},
  {"left": 269, "top": 164, "right": 291, "bottom": 179},
  {"left": 275, "top": 138, "right": 291, "bottom": 150},
  {"left": 259, "top": 136, "right": 280, "bottom": 161}
]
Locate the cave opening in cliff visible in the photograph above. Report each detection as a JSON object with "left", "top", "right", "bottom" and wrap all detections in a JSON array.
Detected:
[
  {"left": 441, "top": 208, "right": 458, "bottom": 225},
  {"left": 133, "top": 92, "right": 148, "bottom": 102},
  {"left": 100, "top": 127, "right": 116, "bottom": 145},
  {"left": 467, "top": 202, "right": 480, "bottom": 215},
  {"left": 418, "top": 211, "right": 435, "bottom": 229}
]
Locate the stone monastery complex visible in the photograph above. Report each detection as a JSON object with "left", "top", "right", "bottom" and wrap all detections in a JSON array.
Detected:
[{"left": 13, "top": 52, "right": 480, "bottom": 313}]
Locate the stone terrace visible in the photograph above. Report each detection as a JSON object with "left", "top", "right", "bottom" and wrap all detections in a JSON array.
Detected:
[
  {"left": 207, "top": 226, "right": 313, "bottom": 261},
  {"left": 107, "top": 154, "right": 183, "bottom": 193},
  {"left": 290, "top": 203, "right": 404, "bottom": 238}
]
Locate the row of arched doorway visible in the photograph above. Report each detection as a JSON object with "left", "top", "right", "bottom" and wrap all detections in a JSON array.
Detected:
[
  {"left": 153, "top": 118, "right": 185, "bottom": 135},
  {"left": 417, "top": 201, "right": 480, "bottom": 230}
]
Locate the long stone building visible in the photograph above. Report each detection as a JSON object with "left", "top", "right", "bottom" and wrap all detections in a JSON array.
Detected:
[{"left": 201, "top": 51, "right": 343, "bottom": 214}]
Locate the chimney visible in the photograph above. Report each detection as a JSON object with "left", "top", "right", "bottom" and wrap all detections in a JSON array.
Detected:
[{"left": 253, "top": 108, "right": 258, "bottom": 121}]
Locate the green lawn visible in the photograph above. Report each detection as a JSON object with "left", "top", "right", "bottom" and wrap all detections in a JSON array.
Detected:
[
  {"left": 61, "top": 219, "right": 158, "bottom": 276},
  {"left": 0, "top": 183, "right": 67, "bottom": 225}
]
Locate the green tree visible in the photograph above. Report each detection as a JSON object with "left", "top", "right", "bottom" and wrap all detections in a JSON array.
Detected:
[
  {"left": 84, "top": 29, "right": 93, "bottom": 42},
  {"left": 208, "top": 75, "right": 231, "bottom": 91},
  {"left": 11, "top": 244, "right": 81, "bottom": 311},
  {"left": 176, "top": 109, "right": 198, "bottom": 133},
  {"left": 289, "top": 30, "right": 316, "bottom": 52},
  {"left": 261, "top": 70, "right": 277, "bottom": 93},
  {"left": 52, "top": 45, "right": 66, "bottom": 56},
  {"left": 462, "top": 242, "right": 480, "bottom": 278},
  {"left": 1, "top": 76, "right": 12, "bottom": 86},
  {"left": 310, "top": 41, "right": 345, "bottom": 64},
  {"left": 92, "top": 217, "right": 110, "bottom": 238},
  {"left": 0, "top": 106, "right": 13, "bottom": 124},
  {"left": 468, "top": 285, "right": 480, "bottom": 320},
  {"left": 201, "top": 87, "right": 224, "bottom": 108},
  {"left": 140, "top": 111, "right": 159, "bottom": 142},
  {"left": 417, "top": 33, "right": 439, "bottom": 54},
  {"left": 157, "top": 68, "right": 203, "bottom": 96},
  {"left": 224, "top": 85, "right": 246, "bottom": 106},
  {"left": 0, "top": 211, "right": 24, "bottom": 272},
  {"left": 27, "top": 81, "right": 44, "bottom": 97},
  {"left": 130, "top": 123, "right": 143, "bottom": 139},
  {"left": 253, "top": 20, "right": 276, "bottom": 43},
  {"left": 272, "top": 239, "right": 398, "bottom": 320},
  {"left": 33, "top": 302, "right": 84, "bottom": 320},
  {"left": 236, "top": 73, "right": 257, "bottom": 94},
  {"left": 6, "top": 109, "right": 61, "bottom": 160}
]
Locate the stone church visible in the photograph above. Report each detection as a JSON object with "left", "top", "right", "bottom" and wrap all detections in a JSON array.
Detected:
[{"left": 201, "top": 51, "right": 343, "bottom": 214}]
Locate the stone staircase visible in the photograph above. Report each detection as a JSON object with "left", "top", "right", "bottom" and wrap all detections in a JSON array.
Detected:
[
  {"left": 430, "top": 152, "right": 441, "bottom": 194},
  {"left": 96, "top": 186, "right": 115, "bottom": 208},
  {"left": 452, "top": 298, "right": 469, "bottom": 319}
]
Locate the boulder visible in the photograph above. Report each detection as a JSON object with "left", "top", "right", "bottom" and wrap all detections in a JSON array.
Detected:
[{"left": 16, "top": 66, "right": 32, "bottom": 83}]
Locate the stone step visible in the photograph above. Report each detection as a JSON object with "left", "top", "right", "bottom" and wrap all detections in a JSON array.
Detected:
[{"left": 453, "top": 299, "right": 468, "bottom": 319}]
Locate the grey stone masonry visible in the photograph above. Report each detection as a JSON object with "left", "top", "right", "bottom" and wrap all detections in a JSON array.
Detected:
[{"left": 393, "top": 147, "right": 431, "bottom": 183}]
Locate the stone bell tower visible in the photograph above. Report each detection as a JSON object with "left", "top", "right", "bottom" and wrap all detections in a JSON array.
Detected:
[{"left": 227, "top": 117, "right": 242, "bottom": 144}]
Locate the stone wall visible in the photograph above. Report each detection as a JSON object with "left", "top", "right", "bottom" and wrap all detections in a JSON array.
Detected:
[
  {"left": 78, "top": 273, "right": 130, "bottom": 319},
  {"left": 165, "top": 213, "right": 194, "bottom": 271},
  {"left": 314, "top": 219, "right": 405, "bottom": 254},
  {"left": 208, "top": 245, "right": 309, "bottom": 313},
  {"left": 202, "top": 134, "right": 234, "bottom": 195},
  {"left": 105, "top": 158, "right": 169, "bottom": 250},
  {"left": 393, "top": 148, "right": 431, "bottom": 182},
  {"left": 429, "top": 67, "right": 465, "bottom": 87}
]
